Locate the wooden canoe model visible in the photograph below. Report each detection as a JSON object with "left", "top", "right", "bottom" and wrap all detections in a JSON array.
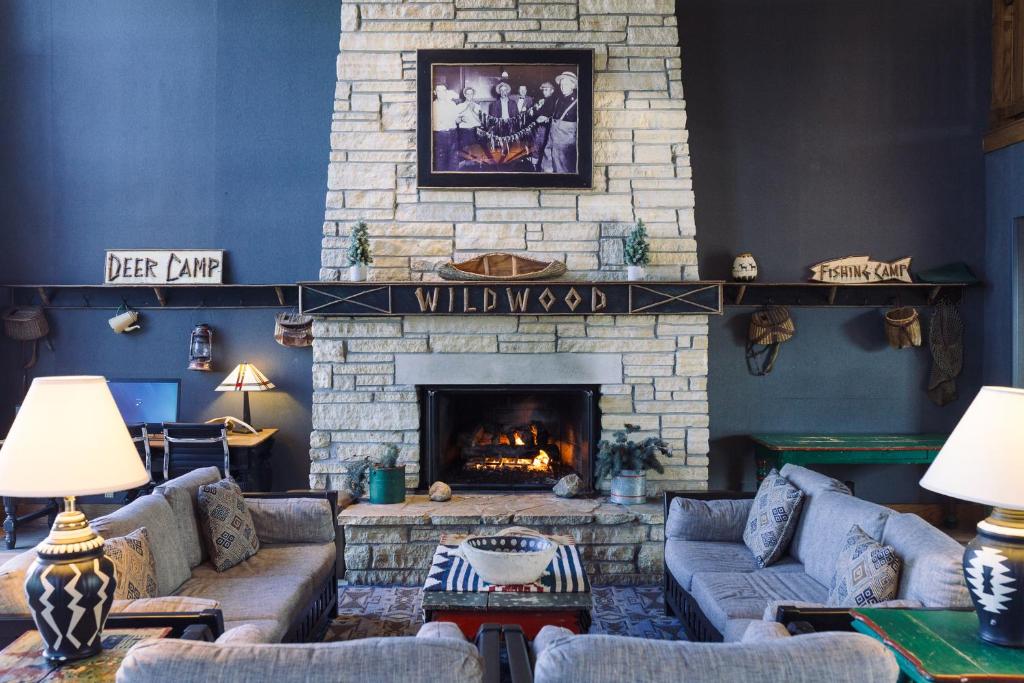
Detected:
[{"left": 438, "top": 253, "right": 567, "bottom": 281}]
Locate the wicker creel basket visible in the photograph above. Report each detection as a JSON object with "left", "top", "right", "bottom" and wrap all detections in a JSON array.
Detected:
[
  {"left": 884, "top": 306, "right": 922, "bottom": 349},
  {"left": 2, "top": 307, "right": 49, "bottom": 341},
  {"left": 748, "top": 305, "right": 794, "bottom": 345},
  {"left": 274, "top": 312, "right": 314, "bottom": 348}
]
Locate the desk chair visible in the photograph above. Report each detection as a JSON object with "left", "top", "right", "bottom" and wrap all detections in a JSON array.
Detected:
[
  {"left": 125, "top": 423, "right": 157, "bottom": 498},
  {"left": 162, "top": 423, "right": 230, "bottom": 482}
]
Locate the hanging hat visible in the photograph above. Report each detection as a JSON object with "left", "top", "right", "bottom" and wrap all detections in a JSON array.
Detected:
[
  {"left": 496, "top": 82, "right": 511, "bottom": 95},
  {"left": 554, "top": 71, "right": 578, "bottom": 86}
]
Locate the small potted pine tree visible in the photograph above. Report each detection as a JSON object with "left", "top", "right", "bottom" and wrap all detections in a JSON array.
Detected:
[
  {"left": 594, "top": 424, "right": 672, "bottom": 505},
  {"left": 624, "top": 219, "right": 651, "bottom": 280},
  {"left": 368, "top": 444, "right": 406, "bottom": 504},
  {"left": 346, "top": 220, "right": 373, "bottom": 282}
]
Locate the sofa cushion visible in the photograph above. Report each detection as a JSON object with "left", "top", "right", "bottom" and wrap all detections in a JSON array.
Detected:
[
  {"left": 174, "top": 574, "right": 314, "bottom": 642},
  {"left": 531, "top": 631, "right": 898, "bottom": 683},
  {"left": 155, "top": 466, "right": 223, "bottom": 569},
  {"left": 666, "top": 497, "right": 753, "bottom": 542},
  {"left": 0, "top": 550, "right": 37, "bottom": 613},
  {"left": 92, "top": 494, "right": 191, "bottom": 596},
  {"left": 689, "top": 571, "right": 828, "bottom": 634},
  {"left": 743, "top": 470, "right": 805, "bottom": 568},
  {"left": 246, "top": 497, "right": 335, "bottom": 544},
  {"left": 881, "top": 512, "right": 971, "bottom": 607},
  {"left": 828, "top": 525, "right": 901, "bottom": 607},
  {"left": 111, "top": 595, "right": 221, "bottom": 614},
  {"left": 788, "top": 491, "right": 890, "bottom": 586},
  {"left": 105, "top": 527, "right": 159, "bottom": 600},
  {"left": 197, "top": 478, "right": 261, "bottom": 572},
  {"left": 189, "top": 543, "right": 335, "bottom": 588},
  {"left": 779, "top": 464, "right": 852, "bottom": 496},
  {"left": 117, "top": 636, "right": 485, "bottom": 683},
  {"left": 665, "top": 540, "right": 803, "bottom": 591}
]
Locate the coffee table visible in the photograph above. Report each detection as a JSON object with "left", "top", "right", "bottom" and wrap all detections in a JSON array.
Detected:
[{"left": 421, "top": 534, "right": 593, "bottom": 639}]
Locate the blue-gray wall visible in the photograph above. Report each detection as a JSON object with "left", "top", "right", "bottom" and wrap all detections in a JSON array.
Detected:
[
  {"left": 0, "top": 0, "right": 339, "bottom": 489},
  {"left": 983, "top": 143, "right": 1024, "bottom": 388},
  {"left": 1, "top": 1, "right": 994, "bottom": 500},
  {"left": 677, "top": 0, "right": 991, "bottom": 498}
]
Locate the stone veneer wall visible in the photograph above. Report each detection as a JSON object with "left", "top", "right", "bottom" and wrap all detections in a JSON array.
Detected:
[{"left": 312, "top": 0, "right": 709, "bottom": 495}]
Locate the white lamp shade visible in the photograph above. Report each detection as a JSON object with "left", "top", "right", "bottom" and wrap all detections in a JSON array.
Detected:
[
  {"left": 215, "top": 363, "right": 274, "bottom": 393},
  {"left": 920, "top": 386, "right": 1024, "bottom": 509},
  {"left": 0, "top": 376, "right": 151, "bottom": 497}
]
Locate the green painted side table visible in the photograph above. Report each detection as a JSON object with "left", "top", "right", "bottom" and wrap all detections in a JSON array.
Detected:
[
  {"left": 749, "top": 434, "right": 947, "bottom": 482},
  {"left": 852, "top": 608, "right": 1024, "bottom": 682}
]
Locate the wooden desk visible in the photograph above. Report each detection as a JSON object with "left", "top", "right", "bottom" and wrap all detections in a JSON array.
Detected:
[
  {"left": 852, "top": 608, "right": 1024, "bottom": 683},
  {"left": 149, "top": 428, "right": 278, "bottom": 491}
]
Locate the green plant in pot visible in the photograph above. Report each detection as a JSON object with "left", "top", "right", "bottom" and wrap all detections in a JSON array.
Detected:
[
  {"left": 369, "top": 444, "right": 406, "bottom": 504},
  {"left": 346, "top": 220, "right": 373, "bottom": 282},
  {"left": 340, "top": 444, "right": 406, "bottom": 504},
  {"left": 594, "top": 424, "right": 671, "bottom": 505},
  {"left": 624, "top": 219, "right": 651, "bottom": 280}
]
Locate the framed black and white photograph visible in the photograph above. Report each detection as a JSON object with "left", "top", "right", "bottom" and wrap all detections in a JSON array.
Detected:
[{"left": 416, "top": 48, "right": 593, "bottom": 189}]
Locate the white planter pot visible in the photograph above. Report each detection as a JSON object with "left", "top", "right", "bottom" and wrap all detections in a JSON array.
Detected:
[
  {"left": 349, "top": 264, "right": 368, "bottom": 282},
  {"left": 626, "top": 265, "right": 646, "bottom": 281}
]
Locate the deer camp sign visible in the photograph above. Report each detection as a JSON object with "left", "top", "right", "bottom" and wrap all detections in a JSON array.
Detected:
[{"left": 104, "top": 249, "right": 224, "bottom": 285}]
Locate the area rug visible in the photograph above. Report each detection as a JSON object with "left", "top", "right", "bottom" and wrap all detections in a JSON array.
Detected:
[{"left": 325, "top": 585, "right": 685, "bottom": 642}]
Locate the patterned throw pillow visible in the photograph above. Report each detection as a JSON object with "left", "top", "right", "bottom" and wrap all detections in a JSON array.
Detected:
[
  {"left": 828, "top": 524, "right": 902, "bottom": 607},
  {"left": 197, "top": 478, "right": 261, "bottom": 571},
  {"left": 105, "top": 527, "right": 159, "bottom": 600},
  {"left": 743, "top": 469, "right": 805, "bottom": 568}
]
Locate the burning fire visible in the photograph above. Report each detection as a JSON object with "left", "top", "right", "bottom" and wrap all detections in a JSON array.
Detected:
[{"left": 531, "top": 450, "right": 550, "bottom": 470}]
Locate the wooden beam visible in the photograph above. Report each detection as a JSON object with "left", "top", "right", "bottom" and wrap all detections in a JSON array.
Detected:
[
  {"left": 274, "top": 286, "right": 286, "bottom": 306},
  {"left": 36, "top": 288, "right": 51, "bottom": 306},
  {"left": 734, "top": 284, "right": 747, "bottom": 305},
  {"left": 153, "top": 287, "right": 167, "bottom": 307},
  {"left": 827, "top": 286, "right": 837, "bottom": 306}
]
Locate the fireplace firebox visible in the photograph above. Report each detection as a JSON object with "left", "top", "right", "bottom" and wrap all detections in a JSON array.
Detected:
[{"left": 420, "top": 385, "right": 598, "bottom": 492}]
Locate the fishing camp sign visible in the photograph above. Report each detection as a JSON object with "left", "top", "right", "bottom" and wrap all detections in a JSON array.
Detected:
[{"left": 809, "top": 256, "right": 912, "bottom": 284}]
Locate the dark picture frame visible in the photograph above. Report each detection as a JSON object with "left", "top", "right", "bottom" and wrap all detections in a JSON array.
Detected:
[{"left": 416, "top": 48, "right": 594, "bottom": 189}]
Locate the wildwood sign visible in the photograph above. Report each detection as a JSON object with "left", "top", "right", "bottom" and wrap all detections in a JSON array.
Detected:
[
  {"left": 105, "top": 249, "right": 225, "bottom": 285},
  {"left": 299, "top": 282, "right": 722, "bottom": 316},
  {"left": 809, "top": 256, "right": 912, "bottom": 284}
]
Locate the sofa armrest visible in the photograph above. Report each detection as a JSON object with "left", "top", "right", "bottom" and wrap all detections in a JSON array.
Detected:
[
  {"left": 663, "top": 490, "right": 756, "bottom": 517},
  {"left": 664, "top": 494, "right": 754, "bottom": 542},
  {"left": 0, "top": 610, "right": 225, "bottom": 649},
  {"left": 417, "top": 621, "right": 466, "bottom": 641},
  {"left": 243, "top": 491, "right": 336, "bottom": 544},
  {"left": 771, "top": 599, "right": 925, "bottom": 633}
]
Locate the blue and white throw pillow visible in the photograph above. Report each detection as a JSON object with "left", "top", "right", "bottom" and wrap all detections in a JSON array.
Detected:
[
  {"left": 743, "top": 469, "right": 805, "bottom": 568},
  {"left": 828, "top": 524, "right": 902, "bottom": 607}
]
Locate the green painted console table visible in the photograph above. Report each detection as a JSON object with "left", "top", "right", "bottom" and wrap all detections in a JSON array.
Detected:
[
  {"left": 852, "top": 608, "right": 1024, "bottom": 682},
  {"left": 750, "top": 434, "right": 947, "bottom": 483}
]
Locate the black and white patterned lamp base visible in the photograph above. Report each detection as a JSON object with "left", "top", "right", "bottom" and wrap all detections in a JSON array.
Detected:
[
  {"left": 964, "top": 512, "right": 1024, "bottom": 648},
  {"left": 24, "top": 503, "right": 116, "bottom": 662}
]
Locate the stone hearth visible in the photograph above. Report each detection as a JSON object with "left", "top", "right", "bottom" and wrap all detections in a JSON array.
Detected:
[{"left": 339, "top": 495, "right": 664, "bottom": 586}]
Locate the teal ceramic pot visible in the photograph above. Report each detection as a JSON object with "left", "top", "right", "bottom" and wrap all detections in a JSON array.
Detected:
[{"left": 369, "top": 466, "right": 406, "bottom": 504}]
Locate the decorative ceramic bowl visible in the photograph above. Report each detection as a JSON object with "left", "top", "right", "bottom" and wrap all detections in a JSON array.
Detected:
[{"left": 457, "top": 534, "right": 558, "bottom": 585}]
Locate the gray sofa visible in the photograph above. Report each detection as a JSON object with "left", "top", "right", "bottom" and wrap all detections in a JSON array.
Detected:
[
  {"left": 116, "top": 622, "right": 487, "bottom": 683},
  {"left": 663, "top": 464, "right": 971, "bottom": 641},
  {"left": 530, "top": 622, "right": 900, "bottom": 683},
  {"left": 0, "top": 467, "right": 339, "bottom": 643}
]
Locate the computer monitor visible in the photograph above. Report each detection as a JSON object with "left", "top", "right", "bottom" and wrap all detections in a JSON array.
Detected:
[{"left": 107, "top": 378, "right": 181, "bottom": 428}]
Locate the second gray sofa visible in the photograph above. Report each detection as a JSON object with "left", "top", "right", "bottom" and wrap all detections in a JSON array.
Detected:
[{"left": 663, "top": 464, "right": 971, "bottom": 641}]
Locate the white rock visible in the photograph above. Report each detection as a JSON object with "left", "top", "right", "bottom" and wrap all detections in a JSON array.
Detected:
[{"left": 429, "top": 481, "right": 452, "bottom": 502}]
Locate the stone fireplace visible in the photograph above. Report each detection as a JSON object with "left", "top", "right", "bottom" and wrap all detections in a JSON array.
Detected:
[{"left": 311, "top": 0, "right": 708, "bottom": 583}]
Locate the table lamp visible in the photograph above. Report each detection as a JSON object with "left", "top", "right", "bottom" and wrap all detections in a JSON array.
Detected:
[
  {"left": 215, "top": 362, "right": 274, "bottom": 428},
  {"left": 0, "top": 376, "right": 151, "bottom": 661},
  {"left": 920, "top": 386, "right": 1024, "bottom": 648}
]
